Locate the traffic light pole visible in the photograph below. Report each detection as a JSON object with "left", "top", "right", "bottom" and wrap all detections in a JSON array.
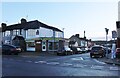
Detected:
[{"left": 105, "top": 28, "right": 109, "bottom": 58}]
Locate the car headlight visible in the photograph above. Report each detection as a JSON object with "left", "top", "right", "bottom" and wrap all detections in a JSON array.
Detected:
[{"left": 16, "top": 48, "right": 21, "bottom": 51}]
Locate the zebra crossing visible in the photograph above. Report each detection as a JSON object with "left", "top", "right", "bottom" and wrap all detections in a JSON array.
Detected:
[{"left": 3, "top": 57, "right": 120, "bottom": 71}]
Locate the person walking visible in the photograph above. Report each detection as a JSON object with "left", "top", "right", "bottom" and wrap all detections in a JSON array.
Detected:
[{"left": 111, "top": 43, "right": 116, "bottom": 59}]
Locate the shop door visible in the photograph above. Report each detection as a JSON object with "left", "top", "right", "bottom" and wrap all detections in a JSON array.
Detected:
[
  {"left": 35, "top": 40, "right": 42, "bottom": 52},
  {"left": 42, "top": 40, "right": 46, "bottom": 51}
]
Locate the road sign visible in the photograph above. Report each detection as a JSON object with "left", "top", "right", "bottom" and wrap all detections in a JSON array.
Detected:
[{"left": 112, "top": 31, "right": 117, "bottom": 38}]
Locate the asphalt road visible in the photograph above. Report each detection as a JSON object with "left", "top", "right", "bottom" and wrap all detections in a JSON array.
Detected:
[{"left": 2, "top": 53, "right": 120, "bottom": 77}]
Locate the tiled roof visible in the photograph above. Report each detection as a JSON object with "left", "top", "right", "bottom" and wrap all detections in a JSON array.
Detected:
[{"left": 4, "top": 20, "right": 62, "bottom": 32}]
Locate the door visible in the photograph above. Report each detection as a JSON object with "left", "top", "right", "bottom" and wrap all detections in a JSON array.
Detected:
[{"left": 42, "top": 40, "right": 46, "bottom": 51}]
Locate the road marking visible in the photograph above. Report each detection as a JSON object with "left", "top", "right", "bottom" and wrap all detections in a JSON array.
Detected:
[
  {"left": 73, "top": 64, "right": 84, "bottom": 68},
  {"left": 71, "top": 57, "right": 84, "bottom": 61},
  {"left": 110, "top": 67, "right": 120, "bottom": 71},
  {"left": 91, "top": 65, "right": 104, "bottom": 70},
  {"left": 34, "top": 61, "right": 47, "bottom": 64},
  {"left": 60, "top": 63, "right": 73, "bottom": 66},
  {"left": 46, "top": 62, "right": 60, "bottom": 65},
  {"left": 93, "top": 59, "right": 106, "bottom": 65}
]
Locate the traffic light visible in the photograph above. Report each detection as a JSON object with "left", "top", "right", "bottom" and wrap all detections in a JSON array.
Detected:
[{"left": 105, "top": 28, "right": 109, "bottom": 35}]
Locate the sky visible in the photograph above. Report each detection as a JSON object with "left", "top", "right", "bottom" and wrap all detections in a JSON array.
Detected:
[{"left": 1, "top": 0, "right": 120, "bottom": 41}]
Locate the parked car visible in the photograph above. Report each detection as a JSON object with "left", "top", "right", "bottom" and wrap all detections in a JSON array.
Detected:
[
  {"left": 2, "top": 44, "right": 22, "bottom": 55},
  {"left": 57, "top": 46, "right": 73, "bottom": 55},
  {"left": 116, "top": 48, "right": 120, "bottom": 58},
  {"left": 70, "top": 47, "right": 82, "bottom": 54},
  {"left": 90, "top": 45, "right": 106, "bottom": 58},
  {"left": 80, "top": 47, "right": 88, "bottom": 53},
  {"left": 0, "top": 45, "right": 2, "bottom": 55}
]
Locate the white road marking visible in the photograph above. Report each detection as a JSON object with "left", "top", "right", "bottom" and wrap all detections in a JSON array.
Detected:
[
  {"left": 73, "top": 64, "right": 84, "bottom": 68},
  {"left": 46, "top": 62, "right": 60, "bottom": 65},
  {"left": 60, "top": 63, "right": 73, "bottom": 66},
  {"left": 38, "top": 61, "right": 47, "bottom": 64},
  {"left": 34, "top": 61, "right": 47, "bottom": 64},
  {"left": 93, "top": 59, "right": 106, "bottom": 65},
  {"left": 91, "top": 65, "right": 104, "bottom": 70},
  {"left": 71, "top": 57, "right": 84, "bottom": 61},
  {"left": 110, "top": 67, "right": 120, "bottom": 71}
]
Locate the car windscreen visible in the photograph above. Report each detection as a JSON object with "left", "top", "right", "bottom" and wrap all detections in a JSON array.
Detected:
[{"left": 91, "top": 47, "right": 102, "bottom": 50}]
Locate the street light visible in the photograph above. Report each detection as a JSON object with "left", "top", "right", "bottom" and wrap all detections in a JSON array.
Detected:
[
  {"left": 62, "top": 28, "right": 65, "bottom": 39},
  {"left": 105, "top": 28, "right": 109, "bottom": 58}
]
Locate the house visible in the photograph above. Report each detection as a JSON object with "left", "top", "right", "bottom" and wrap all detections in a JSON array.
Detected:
[
  {"left": 69, "top": 34, "right": 94, "bottom": 48},
  {"left": 116, "top": 21, "right": 120, "bottom": 48},
  {"left": 116, "top": 2, "right": 120, "bottom": 48},
  {"left": 1, "top": 18, "right": 64, "bottom": 52}
]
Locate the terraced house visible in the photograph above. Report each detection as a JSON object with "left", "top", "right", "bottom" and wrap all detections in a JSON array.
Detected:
[{"left": 1, "top": 18, "right": 64, "bottom": 53}]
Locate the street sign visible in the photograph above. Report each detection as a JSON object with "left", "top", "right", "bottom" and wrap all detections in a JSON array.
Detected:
[{"left": 112, "top": 30, "right": 117, "bottom": 38}]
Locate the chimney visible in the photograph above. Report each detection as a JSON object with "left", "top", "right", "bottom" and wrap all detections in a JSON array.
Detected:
[
  {"left": 1, "top": 23, "right": 7, "bottom": 32},
  {"left": 21, "top": 18, "right": 27, "bottom": 24},
  {"left": 75, "top": 34, "right": 79, "bottom": 38}
]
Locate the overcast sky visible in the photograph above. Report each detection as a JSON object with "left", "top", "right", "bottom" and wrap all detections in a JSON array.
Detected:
[{"left": 1, "top": 0, "right": 120, "bottom": 41}]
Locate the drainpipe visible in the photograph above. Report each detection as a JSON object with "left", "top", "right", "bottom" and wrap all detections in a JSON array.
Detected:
[{"left": 53, "top": 30, "right": 55, "bottom": 53}]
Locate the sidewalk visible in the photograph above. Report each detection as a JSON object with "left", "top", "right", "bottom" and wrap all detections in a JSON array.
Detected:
[
  {"left": 19, "top": 51, "right": 57, "bottom": 57},
  {"left": 98, "top": 53, "right": 120, "bottom": 66}
]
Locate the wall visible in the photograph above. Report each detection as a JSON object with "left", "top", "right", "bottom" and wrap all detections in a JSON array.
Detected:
[
  {"left": 39, "top": 27, "right": 53, "bottom": 37},
  {"left": 117, "top": 1, "right": 120, "bottom": 48}
]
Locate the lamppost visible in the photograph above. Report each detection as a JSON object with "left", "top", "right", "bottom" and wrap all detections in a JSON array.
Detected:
[
  {"left": 62, "top": 28, "right": 65, "bottom": 39},
  {"left": 105, "top": 28, "right": 109, "bottom": 58}
]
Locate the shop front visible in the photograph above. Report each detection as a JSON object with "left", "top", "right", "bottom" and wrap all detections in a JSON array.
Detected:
[{"left": 26, "top": 37, "right": 64, "bottom": 53}]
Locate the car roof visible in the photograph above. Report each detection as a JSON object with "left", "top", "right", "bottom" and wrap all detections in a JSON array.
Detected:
[
  {"left": 92, "top": 45, "right": 103, "bottom": 48},
  {"left": 2, "top": 44, "right": 16, "bottom": 48}
]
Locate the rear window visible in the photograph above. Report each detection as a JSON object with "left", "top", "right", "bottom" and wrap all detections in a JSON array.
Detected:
[
  {"left": 91, "top": 47, "right": 102, "bottom": 50},
  {"left": 3, "top": 45, "right": 15, "bottom": 49}
]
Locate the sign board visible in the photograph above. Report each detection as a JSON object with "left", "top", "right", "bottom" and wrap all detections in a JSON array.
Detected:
[{"left": 112, "top": 31, "right": 117, "bottom": 38}]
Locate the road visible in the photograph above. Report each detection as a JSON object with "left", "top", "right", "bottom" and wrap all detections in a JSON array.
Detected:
[{"left": 2, "top": 53, "right": 120, "bottom": 77}]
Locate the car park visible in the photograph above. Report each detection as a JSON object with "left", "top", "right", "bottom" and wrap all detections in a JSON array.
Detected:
[
  {"left": 116, "top": 48, "right": 120, "bottom": 58},
  {"left": 57, "top": 46, "right": 73, "bottom": 55},
  {"left": 90, "top": 45, "right": 105, "bottom": 58},
  {"left": 2, "top": 44, "right": 22, "bottom": 55}
]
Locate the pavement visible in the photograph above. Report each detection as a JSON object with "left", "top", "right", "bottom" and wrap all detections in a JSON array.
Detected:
[
  {"left": 19, "top": 51, "right": 120, "bottom": 66},
  {"left": 97, "top": 53, "right": 120, "bottom": 66},
  {"left": 19, "top": 51, "right": 57, "bottom": 56}
]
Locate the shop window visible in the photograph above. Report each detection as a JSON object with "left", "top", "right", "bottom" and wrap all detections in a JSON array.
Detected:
[
  {"left": 48, "top": 42, "right": 59, "bottom": 51},
  {"left": 48, "top": 42, "right": 53, "bottom": 50},
  {"left": 27, "top": 42, "right": 35, "bottom": 47}
]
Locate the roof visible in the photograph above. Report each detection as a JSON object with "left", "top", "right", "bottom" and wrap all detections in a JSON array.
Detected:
[
  {"left": 3, "top": 20, "right": 63, "bottom": 32},
  {"left": 13, "top": 35, "right": 25, "bottom": 40},
  {"left": 69, "top": 35, "right": 89, "bottom": 41}
]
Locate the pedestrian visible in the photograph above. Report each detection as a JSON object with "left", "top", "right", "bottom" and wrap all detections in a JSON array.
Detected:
[{"left": 111, "top": 43, "right": 116, "bottom": 59}]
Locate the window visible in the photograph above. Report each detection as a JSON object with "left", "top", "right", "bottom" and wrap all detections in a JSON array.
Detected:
[
  {"left": 13, "top": 30, "right": 19, "bottom": 36},
  {"left": 27, "top": 42, "right": 35, "bottom": 47},
  {"left": 5, "top": 31, "right": 10, "bottom": 36},
  {"left": 27, "top": 29, "right": 36, "bottom": 37},
  {"left": 48, "top": 41, "right": 59, "bottom": 51}
]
